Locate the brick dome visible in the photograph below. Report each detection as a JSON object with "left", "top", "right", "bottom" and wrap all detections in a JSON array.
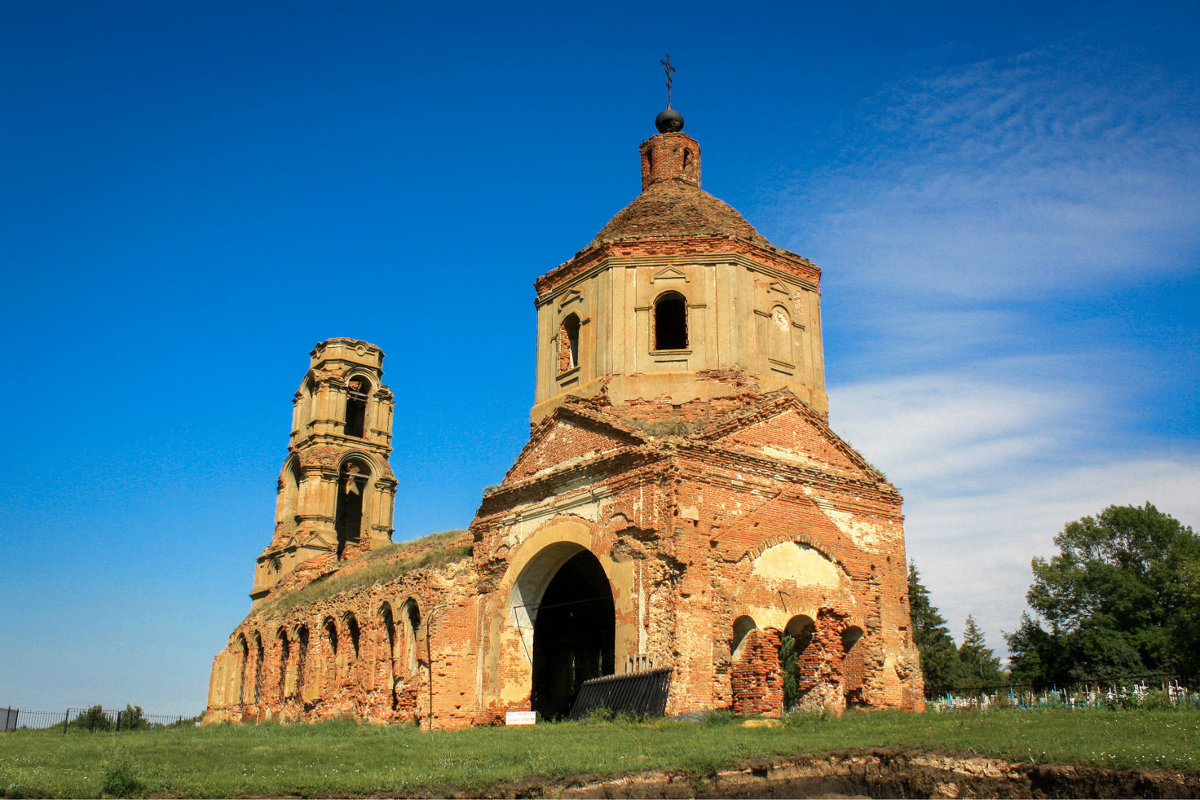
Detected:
[{"left": 589, "top": 178, "right": 771, "bottom": 248}]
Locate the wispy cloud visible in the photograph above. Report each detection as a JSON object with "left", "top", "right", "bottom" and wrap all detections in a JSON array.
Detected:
[
  {"left": 773, "top": 48, "right": 1200, "bottom": 659},
  {"left": 783, "top": 48, "right": 1200, "bottom": 301}
]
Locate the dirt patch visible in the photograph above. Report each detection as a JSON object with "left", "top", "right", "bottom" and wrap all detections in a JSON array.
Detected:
[{"left": 470, "top": 748, "right": 1200, "bottom": 799}]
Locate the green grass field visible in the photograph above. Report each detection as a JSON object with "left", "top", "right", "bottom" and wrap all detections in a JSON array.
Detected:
[{"left": 2, "top": 707, "right": 1198, "bottom": 798}]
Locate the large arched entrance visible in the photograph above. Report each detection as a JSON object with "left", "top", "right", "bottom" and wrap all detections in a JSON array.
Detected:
[{"left": 531, "top": 549, "right": 615, "bottom": 720}]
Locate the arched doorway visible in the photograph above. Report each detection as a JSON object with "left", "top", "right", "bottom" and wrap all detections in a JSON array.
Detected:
[
  {"left": 335, "top": 458, "right": 370, "bottom": 559},
  {"left": 531, "top": 549, "right": 615, "bottom": 720}
]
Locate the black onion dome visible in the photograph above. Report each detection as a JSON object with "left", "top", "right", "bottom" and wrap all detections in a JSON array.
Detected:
[{"left": 655, "top": 108, "right": 684, "bottom": 133}]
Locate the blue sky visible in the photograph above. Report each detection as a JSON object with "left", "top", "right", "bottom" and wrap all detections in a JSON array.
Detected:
[{"left": 2, "top": 1, "right": 1197, "bottom": 715}]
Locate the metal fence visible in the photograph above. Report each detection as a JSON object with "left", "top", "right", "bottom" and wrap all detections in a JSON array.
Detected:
[
  {"left": 926, "top": 673, "right": 1200, "bottom": 711},
  {"left": 570, "top": 667, "right": 672, "bottom": 720},
  {"left": 1, "top": 706, "right": 194, "bottom": 732}
]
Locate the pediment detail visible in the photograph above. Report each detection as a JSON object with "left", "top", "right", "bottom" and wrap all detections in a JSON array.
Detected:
[
  {"left": 702, "top": 395, "right": 882, "bottom": 480},
  {"left": 768, "top": 280, "right": 790, "bottom": 295},
  {"left": 651, "top": 266, "right": 688, "bottom": 282},
  {"left": 504, "top": 410, "right": 643, "bottom": 483},
  {"left": 558, "top": 288, "right": 583, "bottom": 308}
]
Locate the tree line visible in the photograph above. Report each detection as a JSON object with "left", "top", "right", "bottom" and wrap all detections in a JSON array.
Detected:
[{"left": 910, "top": 502, "right": 1199, "bottom": 694}]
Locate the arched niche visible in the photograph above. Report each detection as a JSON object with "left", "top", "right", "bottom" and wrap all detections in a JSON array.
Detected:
[
  {"left": 400, "top": 598, "right": 421, "bottom": 675},
  {"left": 277, "top": 456, "right": 303, "bottom": 528},
  {"left": 769, "top": 304, "right": 794, "bottom": 365},
  {"left": 558, "top": 313, "right": 581, "bottom": 373},
  {"left": 731, "top": 615, "right": 757, "bottom": 660},
  {"left": 235, "top": 634, "right": 249, "bottom": 706},
  {"left": 842, "top": 625, "right": 868, "bottom": 706},
  {"left": 276, "top": 627, "right": 291, "bottom": 702}
]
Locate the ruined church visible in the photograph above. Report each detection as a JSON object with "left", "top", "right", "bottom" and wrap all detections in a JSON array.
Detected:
[{"left": 206, "top": 105, "right": 925, "bottom": 728}]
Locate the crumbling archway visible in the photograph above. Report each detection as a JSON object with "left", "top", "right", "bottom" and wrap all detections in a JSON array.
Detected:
[
  {"left": 335, "top": 457, "right": 371, "bottom": 559},
  {"left": 510, "top": 545, "right": 616, "bottom": 720}
]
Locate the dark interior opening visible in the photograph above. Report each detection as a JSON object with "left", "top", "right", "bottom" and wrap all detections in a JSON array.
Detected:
[
  {"left": 253, "top": 635, "right": 264, "bottom": 703},
  {"left": 345, "top": 378, "right": 369, "bottom": 438},
  {"left": 335, "top": 461, "right": 368, "bottom": 559},
  {"left": 295, "top": 626, "right": 309, "bottom": 698},
  {"left": 531, "top": 550, "right": 615, "bottom": 720},
  {"left": 277, "top": 629, "right": 290, "bottom": 701},
  {"left": 654, "top": 293, "right": 688, "bottom": 350},
  {"left": 346, "top": 614, "right": 360, "bottom": 657}
]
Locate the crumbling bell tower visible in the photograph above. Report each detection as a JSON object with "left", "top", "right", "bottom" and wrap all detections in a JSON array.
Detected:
[{"left": 250, "top": 338, "right": 397, "bottom": 605}]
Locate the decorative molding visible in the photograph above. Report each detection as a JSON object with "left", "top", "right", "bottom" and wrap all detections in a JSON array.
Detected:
[
  {"left": 558, "top": 288, "right": 584, "bottom": 308},
  {"left": 651, "top": 266, "right": 689, "bottom": 283},
  {"left": 535, "top": 253, "right": 819, "bottom": 306}
]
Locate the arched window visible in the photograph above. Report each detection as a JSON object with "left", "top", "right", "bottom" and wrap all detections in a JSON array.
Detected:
[
  {"left": 295, "top": 625, "right": 309, "bottom": 699},
  {"left": 253, "top": 632, "right": 264, "bottom": 704},
  {"left": 380, "top": 603, "right": 398, "bottom": 709},
  {"left": 235, "top": 634, "right": 249, "bottom": 705},
  {"left": 276, "top": 628, "right": 290, "bottom": 702},
  {"left": 344, "top": 376, "right": 370, "bottom": 438},
  {"left": 654, "top": 292, "right": 688, "bottom": 350},
  {"left": 304, "top": 377, "right": 318, "bottom": 426},
  {"left": 335, "top": 458, "right": 371, "bottom": 559},
  {"left": 557, "top": 314, "right": 581, "bottom": 373},
  {"left": 402, "top": 599, "right": 421, "bottom": 675},
  {"left": 344, "top": 612, "right": 360, "bottom": 659},
  {"left": 323, "top": 617, "right": 339, "bottom": 688}
]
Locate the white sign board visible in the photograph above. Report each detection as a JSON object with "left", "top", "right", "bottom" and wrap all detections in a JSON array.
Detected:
[{"left": 505, "top": 710, "right": 536, "bottom": 726}]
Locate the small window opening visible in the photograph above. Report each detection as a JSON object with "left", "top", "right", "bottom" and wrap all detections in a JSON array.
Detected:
[
  {"left": 654, "top": 292, "right": 688, "bottom": 350},
  {"left": 558, "top": 314, "right": 581, "bottom": 373},
  {"left": 345, "top": 613, "right": 360, "bottom": 658},
  {"left": 236, "top": 635, "right": 249, "bottom": 705},
  {"left": 335, "top": 460, "right": 369, "bottom": 559},
  {"left": 380, "top": 604, "right": 398, "bottom": 709},
  {"left": 683, "top": 148, "right": 692, "bottom": 169},
  {"left": 277, "top": 628, "right": 290, "bottom": 701},
  {"left": 404, "top": 600, "right": 421, "bottom": 673},
  {"left": 345, "top": 377, "right": 369, "bottom": 438},
  {"left": 296, "top": 626, "right": 309, "bottom": 697},
  {"left": 253, "top": 633, "right": 264, "bottom": 704},
  {"left": 324, "top": 618, "right": 338, "bottom": 655}
]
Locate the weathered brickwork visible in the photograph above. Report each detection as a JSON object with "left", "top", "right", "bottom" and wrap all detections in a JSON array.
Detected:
[{"left": 206, "top": 111, "right": 924, "bottom": 729}]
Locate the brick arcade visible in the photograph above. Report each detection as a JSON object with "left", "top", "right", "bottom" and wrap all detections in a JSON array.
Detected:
[{"left": 205, "top": 108, "right": 926, "bottom": 729}]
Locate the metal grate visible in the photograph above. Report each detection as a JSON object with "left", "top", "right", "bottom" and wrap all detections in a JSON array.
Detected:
[{"left": 569, "top": 667, "right": 672, "bottom": 720}]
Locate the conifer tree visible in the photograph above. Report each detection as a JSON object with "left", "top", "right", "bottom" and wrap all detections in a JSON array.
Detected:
[
  {"left": 957, "top": 615, "right": 1006, "bottom": 687},
  {"left": 907, "top": 561, "right": 963, "bottom": 693}
]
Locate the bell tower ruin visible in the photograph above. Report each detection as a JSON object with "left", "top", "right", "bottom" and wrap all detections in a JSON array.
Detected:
[{"left": 250, "top": 338, "right": 397, "bottom": 605}]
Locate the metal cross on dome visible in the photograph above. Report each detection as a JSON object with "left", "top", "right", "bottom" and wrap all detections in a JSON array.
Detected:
[{"left": 660, "top": 54, "right": 676, "bottom": 107}]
